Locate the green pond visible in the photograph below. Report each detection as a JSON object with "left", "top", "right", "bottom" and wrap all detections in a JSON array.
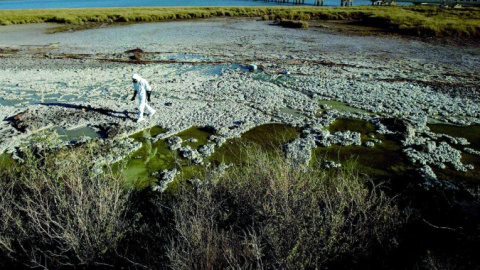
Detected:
[
  {"left": 119, "top": 124, "right": 300, "bottom": 190},
  {"left": 313, "top": 118, "right": 415, "bottom": 180},
  {"left": 116, "top": 126, "right": 172, "bottom": 189},
  {"left": 210, "top": 123, "right": 300, "bottom": 165},
  {"left": 315, "top": 119, "right": 480, "bottom": 184},
  {"left": 428, "top": 124, "right": 480, "bottom": 183}
]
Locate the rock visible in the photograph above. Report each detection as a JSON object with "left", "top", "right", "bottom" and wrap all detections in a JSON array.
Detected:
[
  {"left": 380, "top": 117, "right": 416, "bottom": 142},
  {"left": 215, "top": 126, "right": 229, "bottom": 135},
  {"left": 365, "top": 141, "right": 375, "bottom": 147},
  {"left": 167, "top": 136, "right": 182, "bottom": 150},
  {"left": 321, "top": 160, "right": 342, "bottom": 169},
  {"left": 418, "top": 165, "right": 457, "bottom": 191},
  {"left": 179, "top": 145, "right": 200, "bottom": 161},
  {"left": 464, "top": 147, "right": 480, "bottom": 157},
  {"left": 152, "top": 168, "right": 178, "bottom": 192},
  {"left": 425, "top": 141, "right": 436, "bottom": 153},
  {"left": 285, "top": 137, "right": 316, "bottom": 167},
  {"left": 94, "top": 122, "right": 121, "bottom": 138},
  {"left": 199, "top": 143, "right": 215, "bottom": 157},
  {"left": 404, "top": 141, "right": 469, "bottom": 172}
]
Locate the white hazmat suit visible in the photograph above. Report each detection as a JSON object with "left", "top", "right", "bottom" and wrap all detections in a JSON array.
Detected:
[{"left": 132, "top": 73, "right": 156, "bottom": 122}]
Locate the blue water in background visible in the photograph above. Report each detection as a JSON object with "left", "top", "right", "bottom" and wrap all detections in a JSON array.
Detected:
[{"left": 0, "top": 0, "right": 393, "bottom": 10}]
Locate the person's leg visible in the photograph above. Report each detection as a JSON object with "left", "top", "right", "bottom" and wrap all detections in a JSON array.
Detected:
[
  {"left": 138, "top": 102, "right": 146, "bottom": 122},
  {"left": 145, "top": 102, "right": 156, "bottom": 116}
]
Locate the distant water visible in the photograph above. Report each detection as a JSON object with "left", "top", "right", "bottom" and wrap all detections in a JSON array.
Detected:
[{"left": 0, "top": 0, "right": 394, "bottom": 10}]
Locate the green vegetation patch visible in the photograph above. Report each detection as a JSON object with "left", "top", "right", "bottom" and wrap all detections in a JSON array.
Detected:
[
  {"left": 0, "top": 6, "right": 479, "bottom": 38},
  {"left": 277, "top": 18, "right": 309, "bottom": 29},
  {"left": 0, "top": 153, "right": 15, "bottom": 169}
]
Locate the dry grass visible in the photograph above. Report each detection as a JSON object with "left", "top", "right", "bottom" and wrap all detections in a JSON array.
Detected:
[
  {"left": 0, "top": 135, "right": 133, "bottom": 269},
  {"left": 167, "top": 147, "right": 403, "bottom": 269},
  {"left": 0, "top": 6, "right": 479, "bottom": 37}
]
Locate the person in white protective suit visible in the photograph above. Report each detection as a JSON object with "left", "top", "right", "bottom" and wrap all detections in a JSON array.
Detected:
[{"left": 130, "top": 73, "right": 156, "bottom": 123}]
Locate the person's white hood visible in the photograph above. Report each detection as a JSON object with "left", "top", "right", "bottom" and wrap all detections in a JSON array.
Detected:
[{"left": 132, "top": 73, "right": 141, "bottom": 81}]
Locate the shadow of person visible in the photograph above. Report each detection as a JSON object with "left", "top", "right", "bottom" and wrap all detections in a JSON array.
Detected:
[{"left": 40, "top": 102, "right": 135, "bottom": 121}]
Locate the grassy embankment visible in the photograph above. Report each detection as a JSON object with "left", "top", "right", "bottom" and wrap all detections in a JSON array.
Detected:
[{"left": 0, "top": 6, "right": 479, "bottom": 37}]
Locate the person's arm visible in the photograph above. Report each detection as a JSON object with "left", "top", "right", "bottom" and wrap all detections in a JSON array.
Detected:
[
  {"left": 131, "top": 91, "right": 137, "bottom": 101},
  {"left": 145, "top": 80, "right": 152, "bottom": 102}
]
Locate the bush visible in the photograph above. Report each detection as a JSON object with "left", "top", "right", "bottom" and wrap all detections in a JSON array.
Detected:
[
  {"left": 0, "top": 137, "right": 133, "bottom": 269},
  {"left": 167, "top": 148, "right": 403, "bottom": 269},
  {"left": 278, "top": 19, "right": 309, "bottom": 29}
]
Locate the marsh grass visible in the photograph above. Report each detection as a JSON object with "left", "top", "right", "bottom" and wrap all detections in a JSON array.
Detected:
[
  {"left": 0, "top": 6, "right": 479, "bottom": 37},
  {"left": 277, "top": 18, "right": 309, "bottom": 28}
]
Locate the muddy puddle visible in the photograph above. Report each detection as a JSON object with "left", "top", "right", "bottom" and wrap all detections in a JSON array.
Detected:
[
  {"left": 319, "top": 100, "right": 371, "bottom": 114},
  {"left": 279, "top": 107, "right": 306, "bottom": 118},
  {"left": 51, "top": 126, "right": 104, "bottom": 142}
]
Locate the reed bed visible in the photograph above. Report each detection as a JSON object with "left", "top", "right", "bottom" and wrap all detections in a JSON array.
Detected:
[{"left": 0, "top": 6, "right": 479, "bottom": 37}]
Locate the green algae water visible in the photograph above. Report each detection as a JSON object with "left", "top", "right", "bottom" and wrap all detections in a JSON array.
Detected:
[
  {"left": 211, "top": 123, "right": 300, "bottom": 165},
  {"left": 0, "top": 153, "right": 15, "bottom": 170},
  {"left": 428, "top": 124, "right": 480, "bottom": 183},
  {"left": 175, "top": 126, "right": 215, "bottom": 150},
  {"left": 120, "top": 124, "right": 299, "bottom": 190},
  {"left": 120, "top": 126, "right": 215, "bottom": 189},
  {"left": 117, "top": 126, "right": 171, "bottom": 189},
  {"left": 428, "top": 124, "right": 480, "bottom": 150},
  {"left": 314, "top": 118, "right": 415, "bottom": 180}
]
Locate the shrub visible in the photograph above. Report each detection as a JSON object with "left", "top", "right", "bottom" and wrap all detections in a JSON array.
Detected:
[
  {"left": 278, "top": 19, "right": 309, "bottom": 29},
  {"left": 0, "top": 136, "right": 133, "bottom": 269},
  {"left": 167, "top": 148, "right": 403, "bottom": 269}
]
